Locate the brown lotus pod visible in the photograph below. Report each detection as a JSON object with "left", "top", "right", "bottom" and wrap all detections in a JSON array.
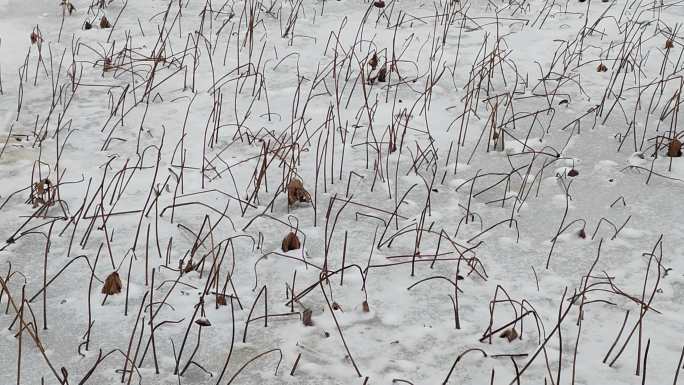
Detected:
[
  {"left": 287, "top": 178, "right": 310, "bottom": 206},
  {"left": 85, "top": 21, "right": 93, "bottom": 30},
  {"left": 332, "top": 302, "right": 342, "bottom": 311},
  {"left": 103, "top": 57, "right": 113, "bottom": 72},
  {"left": 597, "top": 63, "right": 608, "bottom": 72},
  {"left": 302, "top": 308, "right": 313, "bottom": 326},
  {"left": 666, "top": 39, "right": 674, "bottom": 49},
  {"left": 34, "top": 178, "right": 51, "bottom": 195},
  {"left": 668, "top": 138, "right": 682, "bottom": 157},
  {"left": 368, "top": 52, "right": 378, "bottom": 70},
  {"left": 499, "top": 328, "right": 518, "bottom": 342},
  {"left": 578, "top": 228, "right": 586, "bottom": 239},
  {"left": 100, "top": 16, "right": 111, "bottom": 29},
  {"left": 373, "top": 0, "right": 385, "bottom": 8},
  {"left": 195, "top": 317, "right": 212, "bottom": 327},
  {"left": 30, "top": 32, "right": 41, "bottom": 44},
  {"left": 34, "top": 182, "right": 45, "bottom": 195},
  {"left": 377, "top": 65, "right": 387, "bottom": 82},
  {"left": 183, "top": 259, "right": 195, "bottom": 273},
  {"left": 282, "top": 232, "right": 301, "bottom": 252},
  {"left": 216, "top": 294, "right": 227, "bottom": 306},
  {"left": 362, "top": 300, "right": 370, "bottom": 312},
  {"left": 567, "top": 169, "right": 579, "bottom": 177},
  {"left": 102, "top": 272, "right": 122, "bottom": 295}
]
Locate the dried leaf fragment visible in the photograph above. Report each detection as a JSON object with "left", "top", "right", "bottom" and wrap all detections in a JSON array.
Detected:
[
  {"left": 668, "top": 138, "right": 682, "bottom": 157},
  {"left": 499, "top": 328, "right": 518, "bottom": 342},
  {"left": 287, "top": 178, "right": 311, "bottom": 206},
  {"left": 216, "top": 294, "right": 227, "bottom": 306},
  {"left": 102, "top": 272, "right": 122, "bottom": 295},
  {"left": 282, "top": 232, "right": 301, "bottom": 252},
  {"left": 100, "top": 16, "right": 111, "bottom": 29}
]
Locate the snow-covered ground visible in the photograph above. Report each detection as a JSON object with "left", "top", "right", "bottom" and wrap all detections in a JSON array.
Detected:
[{"left": 1, "top": 0, "right": 684, "bottom": 384}]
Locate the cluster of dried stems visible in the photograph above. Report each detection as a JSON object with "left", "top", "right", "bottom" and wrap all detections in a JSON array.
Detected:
[{"left": 0, "top": 0, "right": 682, "bottom": 384}]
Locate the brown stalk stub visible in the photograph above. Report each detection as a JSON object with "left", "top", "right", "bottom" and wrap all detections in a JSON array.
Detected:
[
  {"left": 499, "top": 328, "right": 518, "bottom": 342},
  {"left": 287, "top": 178, "right": 311, "bottom": 206},
  {"left": 668, "top": 138, "right": 682, "bottom": 157},
  {"left": 362, "top": 300, "right": 370, "bottom": 312},
  {"left": 282, "top": 232, "right": 301, "bottom": 252},
  {"left": 666, "top": 39, "right": 674, "bottom": 49},
  {"left": 303, "top": 309, "right": 313, "bottom": 326},
  {"left": 102, "top": 272, "right": 122, "bottom": 295},
  {"left": 597, "top": 63, "right": 608, "bottom": 72}
]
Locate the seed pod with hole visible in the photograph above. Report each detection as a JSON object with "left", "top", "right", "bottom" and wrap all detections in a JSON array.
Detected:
[{"left": 102, "top": 272, "right": 122, "bottom": 295}]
